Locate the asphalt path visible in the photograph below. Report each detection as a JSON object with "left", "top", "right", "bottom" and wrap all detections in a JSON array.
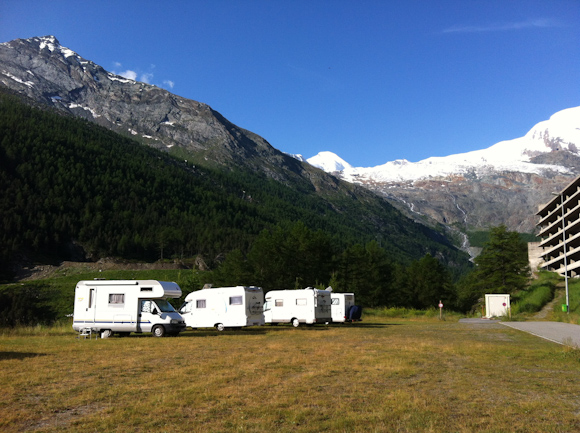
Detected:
[
  {"left": 500, "top": 321, "right": 580, "bottom": 347},
  {"left": 459, "top": 318, "right": 580, "bottom": 347}
]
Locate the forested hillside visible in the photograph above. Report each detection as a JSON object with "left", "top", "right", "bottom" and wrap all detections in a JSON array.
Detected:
[{"left": 0, "top": 88, "right": 470, "bottom": 282}]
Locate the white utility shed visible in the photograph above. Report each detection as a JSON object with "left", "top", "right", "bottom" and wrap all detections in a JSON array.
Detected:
[{"left": 485, "top": 294, "right": 510, "bottom": 318}]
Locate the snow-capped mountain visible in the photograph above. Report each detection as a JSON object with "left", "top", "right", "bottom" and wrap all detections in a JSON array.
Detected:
[
  {"left": 306, "top": 107, "right": 580, "bottom": 235},
  {"left": 308, "top": 106, "right": 580, "bottom": 183},
  {"left": 307, "top": 151, "right": 353, "bottom": 173}
]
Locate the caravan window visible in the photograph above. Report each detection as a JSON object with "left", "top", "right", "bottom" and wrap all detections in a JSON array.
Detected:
[
  {"left": 229, "top": 296, "right": 243, "bottom": 305},
  {"left": 275, "top": 299, "right": 283, "bottom": 307},
  {"left": 331, "top": 298, "right": 340, "bottom": 305},
  {"left": 296, "top": 298, "right": 307, "bottom": 306},
  {"left": 196, "top": 299, "right": 206, "bottom": 308},
  {"left": 109, "top": 294, "right": 124, "bottom": 305}
]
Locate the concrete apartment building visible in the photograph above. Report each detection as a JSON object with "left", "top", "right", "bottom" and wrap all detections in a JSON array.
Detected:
[{"left": 536, "top": 175, "right": 580, "bottom": 277}]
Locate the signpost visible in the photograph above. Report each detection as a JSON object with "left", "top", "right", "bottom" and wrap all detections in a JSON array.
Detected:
[{"left": 438, "top": 300, "right": 443, "bottom": 320}]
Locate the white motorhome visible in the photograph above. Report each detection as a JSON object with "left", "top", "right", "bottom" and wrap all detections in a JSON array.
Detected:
[
  {"left": 330, "top": 292, "right": 357, "bottom": 323},
  {"left": 263, "top": 288, "right": 331, "bottom": 327},
  {"left": 72, "top": 279, "right": 186, "bottom": 338},
  {"left": 179, "top": 286, "right": 264, "bottom": 331}
]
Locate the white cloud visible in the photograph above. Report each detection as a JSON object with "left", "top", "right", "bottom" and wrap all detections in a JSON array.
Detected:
[
  {"left": 140, "top": 72, "right": 154, "bottom": 84},
  {"left": 443, "top": 18, "right": 560, "bottom": 34},
  {"left": 112, "top": 62, "right": 174, "bottom": 89},
  {"left": 119, "top": 69, "right": 137, "bottom": 80}
]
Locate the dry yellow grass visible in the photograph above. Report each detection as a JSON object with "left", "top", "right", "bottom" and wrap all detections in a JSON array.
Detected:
[{"left": 2, "top": 317, "right": 580, "bottom": 432}]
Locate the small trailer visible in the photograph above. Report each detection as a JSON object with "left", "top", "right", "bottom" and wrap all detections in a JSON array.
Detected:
[
  {"left": 179, "top": 286, "right": 265, "bottom": 331},
  {"left": 263, "top": 287, "right": 332, "bottom": 327},
  {"left": 330, "top": 292, "right": 362, "bottom": 322},
  {"left": 72, "top": 279, "right": 186, "bottom": 338}
]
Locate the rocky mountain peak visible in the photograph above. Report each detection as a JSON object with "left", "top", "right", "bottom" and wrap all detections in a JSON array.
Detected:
[{"left": 0, "top": 35, "right": 313, "bottom": 182}]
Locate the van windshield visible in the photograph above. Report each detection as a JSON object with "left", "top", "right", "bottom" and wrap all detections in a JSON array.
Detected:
[{"left": 154, "top": 299, "right": 177, "bottom": 313}]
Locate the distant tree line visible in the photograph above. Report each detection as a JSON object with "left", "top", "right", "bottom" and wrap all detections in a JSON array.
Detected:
[{"left": 207, "top": 221, "right": 456, "bottom": 309}]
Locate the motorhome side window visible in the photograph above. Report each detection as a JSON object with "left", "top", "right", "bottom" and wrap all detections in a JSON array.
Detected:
[
  {"left": 229, "top": 296, "right": 243, "bottom": 305},
  {"left": 196, "top": 299, "right": 206, "bottom": 308},
  {"left": 296, "top": 298, "right": 307, "bottom": 306},
  {"left": 275, "top": 299, "right": 283, "bottom": 307},
  {"left": 331, "top": 298, "right": 340, "bottom": 305},
  {"left": 109, "top": 294, "right": 124, "bottom": 305}
]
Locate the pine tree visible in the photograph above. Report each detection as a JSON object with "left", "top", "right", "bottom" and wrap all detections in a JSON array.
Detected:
[{"left": 456, "top": 225, "right": 530, "bottom": 311}]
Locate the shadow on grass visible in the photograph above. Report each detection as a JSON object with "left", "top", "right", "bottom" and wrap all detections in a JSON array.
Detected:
[
  {"left": 0, "top": 351, "right": 47, "bottom": 360},
  {"left": 95, "top": 322, "right": 401, "bottom": 338},
  {"left": 345, "top": 322, "right": 402, "bottom": 328}
]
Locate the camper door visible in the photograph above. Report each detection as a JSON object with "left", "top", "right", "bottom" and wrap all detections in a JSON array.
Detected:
[
  {"left": 137, "top": 299, "right": 158, "bottom": 333},
  {"left": 76, "top": 286, "right": 97, "bottom": 325}
]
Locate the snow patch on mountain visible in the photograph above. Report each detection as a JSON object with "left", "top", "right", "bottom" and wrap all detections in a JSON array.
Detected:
[
  {"left": 305, "top": 107, "right": 580, "bottom": 183},
  {"left": 307, "top": 151, "right": 352, "bottom": 172}
]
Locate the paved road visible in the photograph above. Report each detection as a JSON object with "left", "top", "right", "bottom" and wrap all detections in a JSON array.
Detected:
[
  {"left": 500, "top": 321, "right": 580, "bottom": 347},
  {"left": 459, "top": 318, "right": 580, "bottom": 347}
]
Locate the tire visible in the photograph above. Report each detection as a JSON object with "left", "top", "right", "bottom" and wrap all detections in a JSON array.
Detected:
[
  {"left": 100, "top": 329, "right": 113, "bottom": 339},
  {"left": 216, "top": 323, "right": 225, "bottom": 332},
  {"left": 152, "top": 325, "right": 166, "bottom": 337},
  {"left": 291, "top": 318, "right": 300, "bottom": 328}
]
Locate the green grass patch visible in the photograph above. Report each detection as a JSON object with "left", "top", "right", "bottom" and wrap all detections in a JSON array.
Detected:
[
  {"left": 511, "top": 271, "right": 558, "bottom": 315},
  {"left": 365, "top": 306, "right": 463, "bottom": 321}
]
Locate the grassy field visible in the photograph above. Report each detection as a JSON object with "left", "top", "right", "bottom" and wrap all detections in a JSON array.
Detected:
[{"left": 2, "top": 315, "right": 580, "bottom": 433}]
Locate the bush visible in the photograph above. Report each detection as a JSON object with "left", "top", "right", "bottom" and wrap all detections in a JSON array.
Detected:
[{"left": 0, "top": 283, "right": 59, "bottom": 327}]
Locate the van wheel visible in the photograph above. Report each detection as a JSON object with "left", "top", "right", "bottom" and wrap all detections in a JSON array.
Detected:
[
  {"left": 100, "top": 329, "right": 113, "bottom": 339},
  {"left": 216, "top": 323, "right": 225, "bottom": 332},
  {"left": 152, "top": 325, "right": 166, "bottom": 337},
  {"left": 291, "top": 318, "right": 300, "bottom": 328}
]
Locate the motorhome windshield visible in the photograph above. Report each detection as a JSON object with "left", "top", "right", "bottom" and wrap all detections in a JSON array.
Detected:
[{"left": 154, "top": 299, "right": 176, "bottom": 313}]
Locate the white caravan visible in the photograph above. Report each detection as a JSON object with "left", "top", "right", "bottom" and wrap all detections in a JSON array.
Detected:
[
  {"left": 72, "top": 279, "right": 186, "bottom": 338},
  {"left": 330, "top": 292, "right": 357, "bottom": 323},
  {"left": 179, "top": 286, "right": 264, "bottom": 331},
  {"left": 263, "top": 288, "right": 332, "bottom": 327}
]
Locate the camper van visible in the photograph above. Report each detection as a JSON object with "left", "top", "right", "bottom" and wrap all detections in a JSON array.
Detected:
[
  {"left": 72, "top": 280, "right": 186, "bottom": 338},
  {"left": 263, "top": 288, "right": 331, "bottom": 327},
  {"left": 330, "top": 292, "right": 362, "bottom": 322},
  {"left": 179, "top": 286, "right": 264, "bottom": 331}
]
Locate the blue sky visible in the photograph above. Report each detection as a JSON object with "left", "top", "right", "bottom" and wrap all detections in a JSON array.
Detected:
[{"left": 1, "top": 0, "right": 578, "bottom": 167}]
